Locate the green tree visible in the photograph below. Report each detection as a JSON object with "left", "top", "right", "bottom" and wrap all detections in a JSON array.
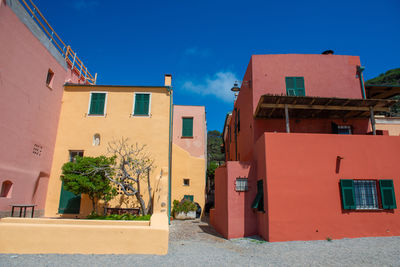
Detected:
[
  {"left": 61, "top": 156, "right": 117, "bottom": 214},
  {"left": 207, "top": 130, "right": 225, "bottom": 165},
  {"left": 366, "top": 68, "right": 400, "bottom": 116},
  {"left": 206, "top": 130, "right": 225, "bottom": 200}
]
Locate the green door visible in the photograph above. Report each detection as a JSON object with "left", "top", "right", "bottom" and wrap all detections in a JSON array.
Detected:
[
  {"left": 58, "top": 181, "right": 81, "bottom": 214},
  {"left": 58, "top": 151, "right": 83, "bottom": 214}
]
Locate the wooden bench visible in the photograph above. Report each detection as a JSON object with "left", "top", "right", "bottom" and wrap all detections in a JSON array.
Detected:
[{"left": 104, "top": 207, "right": 140, "bottom": 215}]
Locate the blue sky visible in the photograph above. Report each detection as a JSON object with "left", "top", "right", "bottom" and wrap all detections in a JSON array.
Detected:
[{"left": 35, "top": 0, "right": 400, "bottom": 132}]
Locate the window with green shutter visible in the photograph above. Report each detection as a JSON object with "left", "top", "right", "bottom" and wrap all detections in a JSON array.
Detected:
[
  {"left": 252, "top": 180, "right": 264, "bottom": 211},
  {"left": 340, "top": 179, "right": 356, "bottom": 209},
  {"left": 182, "top": 117, "right": 193, "bottom": 137},
  {"left": 285, "top": 77, "right": 305, "bottom": 96},
  {"left": 89, "top": 93, "right": 106, "bottom": 115},
  {"left": 183, "top": 195, "right": 194, "bottom": 202},
  {"left": 379, "top": 180, "right": 397, "bottom": 209},
  {"left": 133, "top": 93, "right": 150, "bottom": 116}
]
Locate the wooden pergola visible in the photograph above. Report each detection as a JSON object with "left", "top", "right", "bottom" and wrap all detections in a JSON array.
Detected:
[
  {"left": 365, "top": 85, "right": 400, "bottom": 99},
  {"left": 254, "top": 95, "right": 397, "bottom": 135}
]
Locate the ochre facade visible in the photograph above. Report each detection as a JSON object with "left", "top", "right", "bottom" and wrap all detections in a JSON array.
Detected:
[{"left": 45, "top": 85, "right": 171, "bottom": 217}]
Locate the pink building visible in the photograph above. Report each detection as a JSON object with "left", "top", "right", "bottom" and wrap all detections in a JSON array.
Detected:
[
  {"left": 171, "top": 105, "right": 207, "bottom": 213},
  {"left": 0, "top": 0, "right": 93, "bottom": 217},
  {"left": 210, "top": 53, "right": 400, "bottom": 241}
]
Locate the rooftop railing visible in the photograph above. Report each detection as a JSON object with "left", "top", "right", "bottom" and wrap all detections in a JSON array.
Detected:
[{"left": 19, "top": 0, "right": 97, "bottom": 84}]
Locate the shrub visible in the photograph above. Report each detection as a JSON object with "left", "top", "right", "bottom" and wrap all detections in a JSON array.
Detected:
[
  {"left": 172, "top": 199, "right": 197, "bottom": 216},
  {"left": 87, "top": 213, "right": 151, "bottom": 221}
]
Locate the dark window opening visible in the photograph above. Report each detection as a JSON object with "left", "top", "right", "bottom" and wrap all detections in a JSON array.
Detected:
[
  {"left": 46, "top": 69, "right": 54, "bottom": 87},
  {"left": 69, "top": 150, "right": 84, "bottom": 162},
  {"left": 183, "top": 179, "right": 190, "bottom": 186},
  {"left": 0, "top": 180, "right": 13, "bottom": 198}
]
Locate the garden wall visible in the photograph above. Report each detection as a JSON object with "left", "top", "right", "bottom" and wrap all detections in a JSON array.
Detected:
[{"left": 0, "top": 167, "right": 170, "bottom": 254}]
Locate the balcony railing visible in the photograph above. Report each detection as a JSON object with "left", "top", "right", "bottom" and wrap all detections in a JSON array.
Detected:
[{"left": 18, "top": 0, "right": 97, "bottom": 84}]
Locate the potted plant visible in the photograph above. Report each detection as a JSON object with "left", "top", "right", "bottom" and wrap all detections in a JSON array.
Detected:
[{"left": 172, "top": 199, "right": 197, "bottom": 220}]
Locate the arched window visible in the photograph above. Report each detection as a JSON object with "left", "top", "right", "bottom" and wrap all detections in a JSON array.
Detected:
[
  {"left": 0, "top": 180, "right": 13, "bottom": 198},
  {"left": 93, "top": 133, "right": 101, "bottom": 146}
]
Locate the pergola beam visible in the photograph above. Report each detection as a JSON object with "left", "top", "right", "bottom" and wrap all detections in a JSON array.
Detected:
[{"left": 260, "top": 103, "right": 390, "bottom": 112}]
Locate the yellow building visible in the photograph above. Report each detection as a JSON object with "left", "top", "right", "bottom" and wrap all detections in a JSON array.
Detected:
[
  {"left": 171, "top": 105, "right": 207, "bottom": 214},
  {"left": 45, "top": 76, "right": 173, "bottom": 217}
]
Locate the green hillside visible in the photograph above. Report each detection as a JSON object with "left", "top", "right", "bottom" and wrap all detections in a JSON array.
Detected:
[
  {"left": 366, "top": 68, "right": 400, "bottom": 85},
  {"left": 366, "top": 68, "right": 400, "bottom": 116}
]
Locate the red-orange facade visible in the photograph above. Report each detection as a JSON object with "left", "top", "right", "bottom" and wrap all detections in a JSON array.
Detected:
[{"left": 210, "top": 53, "right": 400, "bottom": 241}]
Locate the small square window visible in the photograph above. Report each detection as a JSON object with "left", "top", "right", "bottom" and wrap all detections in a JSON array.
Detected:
[
  {"left": 69, "top": 150, "right": 84, "bottom": 162},
  {"left": 235, "top": 178, "right": 248, "bottom": 192},
  {"left": 183, "top": 179, "right": 190, "bottom": 186},
  {"left": 338, "top": 125, "right": 352, "bottom": 135},
  {"left": 46, "top": 69, "right": 54, "bottom": 87}
]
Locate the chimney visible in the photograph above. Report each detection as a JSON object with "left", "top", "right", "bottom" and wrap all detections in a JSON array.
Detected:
[
  {"left": 322, "top": 50, "right": 334, "bottom": 55},
  {"left": 164, "top": 74, "right": 172, "bottom": 87}
]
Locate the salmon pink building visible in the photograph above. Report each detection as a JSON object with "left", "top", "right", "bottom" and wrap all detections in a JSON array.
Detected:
[
  {"left": 0, "top": 0, "right": 95, "bottom": 217},
  {"left": 210, "top": 53, "right": 400, "bottom": 241},
  {"left": 171, "top": 105, "right": 207, "bottom": 213}
]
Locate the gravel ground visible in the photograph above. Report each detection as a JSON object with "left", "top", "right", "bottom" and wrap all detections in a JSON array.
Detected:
[{"left": 1, "top": 218, "right": 400, "bottom": 266}]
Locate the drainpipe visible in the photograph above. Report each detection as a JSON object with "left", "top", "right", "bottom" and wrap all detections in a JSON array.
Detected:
[
  {"left": 358, "top": 66, "right": 366, "bottom": 99},
  {"left": 167, "top": 86, "right": 173, "bottom": 224}
]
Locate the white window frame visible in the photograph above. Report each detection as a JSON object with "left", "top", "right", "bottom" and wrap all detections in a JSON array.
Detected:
[
  {"left": 132, "top": 92, "right": 152, "bottom": 117},
  {"left": 87, "top": 91, "right": 108, "bottom": 117},
  {"left": 354, "top": 180, "right": 379, "bottom": 210},
  {"left": 235, "top": 178, "right": 248, "bottom": 192}
]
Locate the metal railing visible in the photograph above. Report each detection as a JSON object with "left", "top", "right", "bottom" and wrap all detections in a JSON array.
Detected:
[{"left": 19, "top": 0, "right": 97, "bottom": 84}]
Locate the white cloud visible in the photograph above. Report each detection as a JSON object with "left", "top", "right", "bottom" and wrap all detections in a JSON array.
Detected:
[{"left": 181, "top": 71, "right": 239, "bottom": 103}]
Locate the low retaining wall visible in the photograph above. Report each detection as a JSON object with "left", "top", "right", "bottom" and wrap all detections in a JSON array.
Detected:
[
  {"left": 0, "top": 167, "right": 170, "bottom": 254},
  {"left": 0, "top": 213, "right": 168, "bottom": 254}
]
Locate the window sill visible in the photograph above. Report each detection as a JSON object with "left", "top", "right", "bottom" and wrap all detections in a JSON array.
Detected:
[
  {"left": 132, "top": 114, "right": 151, "bottom": 117},
  {"left": 46, "top": 85, "right": 53, "bottom": 90},
  {"left": 344, "top": 208, "right": 392, "bottom": 212},
  {"left": 181, "top": 136, "right": 193, "bottom": 139},
  {"left": 87, "top": 114, "right": 106, "bottom": 117}
]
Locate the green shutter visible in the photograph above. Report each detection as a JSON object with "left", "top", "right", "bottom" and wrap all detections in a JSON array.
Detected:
[
  {"left": 379, "top": 180, "right": 397, "bottom": 209},
  {"left": 340, "top": 179, "right": 356, "bottom": 209},
  {"left": 252, "top": 180, "right": 264, "bottom": 211},
  {"left": 89, "top": 93, "right": 106, "bottom": 115},
  {"left": 134, "top": 93, "right": 150, "bottom": 115},
  {"left": 286, "top": 77, "right": 295, "bottom": 96},
  {"left": 295, "top": 77, "right": 305, "bottom": 96},
  {"left": 182, "top": 118, "right": 193, "bottom": 137},
  {"left": 183, "top": 195, "right": 194, "bottom": 202},
  {"left": 285, "top": 77, "right": 305, "bottom": 96}
]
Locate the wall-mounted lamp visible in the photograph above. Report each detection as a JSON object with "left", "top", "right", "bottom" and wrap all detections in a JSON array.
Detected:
[{"left": 231, "top": 81, "right": 240, "bottom": 92}]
